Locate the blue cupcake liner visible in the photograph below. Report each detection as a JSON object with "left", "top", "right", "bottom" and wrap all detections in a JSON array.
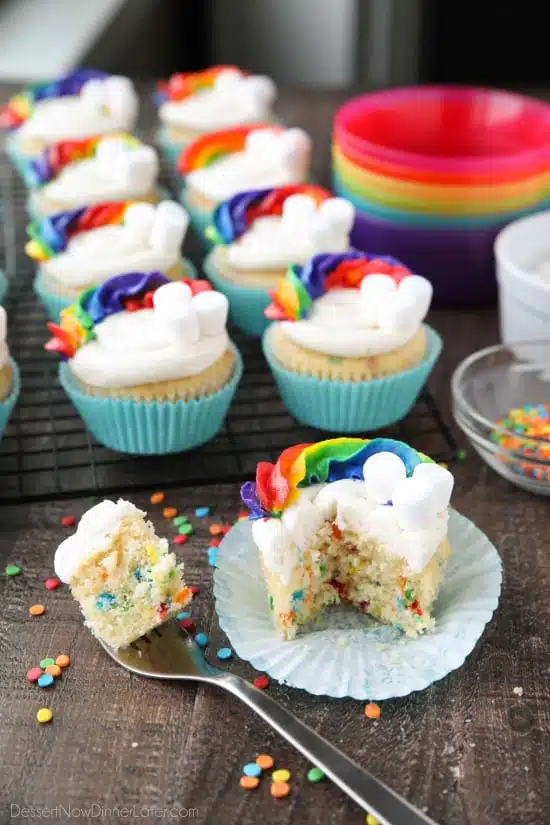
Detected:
[
  {"left": 33, "top": 257, "right": 198, "bottom": 322},
  {"left": 0, "top": 270, "right": 8, "bottom": 305},
  {"left": 263, "top": 324, "right": 442, "bottom": 432},
  {"left": 0, "top": 359, "right": 21, "bottom": 439},
  {"left": 155, "top": 127, "right": 186, "bottom": 168},
  {"left": 58, "top": 343, "right": 243, "bottom": 454},
  {"left": 26, "top": 184, "right": 174, "bottom": 224},
  {"left": 4, "top": 134, "right": 32, "bottom": 183},
  {"left": 179, "top": 187, "right": 214, "bottom": 250},
  {"left": 202, "top": 250, "right": 272, "bottom": 337}
]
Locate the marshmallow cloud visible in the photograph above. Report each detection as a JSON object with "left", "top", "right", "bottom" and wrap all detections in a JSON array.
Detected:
[
  {"left": 152, "top": 281, "right": 229, "bottom": 345},
  {"left": 124, "top": 201, "right": 189, "bottom": 254},
  {"left": 244, "top": 128, "right": 312, "bottom": 178},
  {"left": 95, "top": 138, "right": 159, "bottom": 190},
  {"left": 80, "top": 75, "right": 138, "bottom": 124},
  {"left": 213, "top": 69, "right": 277, "bottom": 108},
  {"left": 359, "top": 273, "right": 433, "bottom": 335}
]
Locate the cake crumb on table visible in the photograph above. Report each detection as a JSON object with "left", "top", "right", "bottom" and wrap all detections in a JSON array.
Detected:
[{"left": 513, "top": 686, "right": 524, "bottom": 697}]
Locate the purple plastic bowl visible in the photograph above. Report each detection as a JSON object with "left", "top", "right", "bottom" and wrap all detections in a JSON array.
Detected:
[{"left": 350, "top": 210, "right": 504, "bottom": 304}]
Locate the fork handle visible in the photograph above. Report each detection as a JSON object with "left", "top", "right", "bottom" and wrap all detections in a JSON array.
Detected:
[{"left": 222, "top": 674, "right": 438, "bottom": 825}]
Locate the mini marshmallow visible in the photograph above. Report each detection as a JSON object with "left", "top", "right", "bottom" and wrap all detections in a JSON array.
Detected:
[
  {"left": 95, "top": 136, "right": 128, "bottom": 163},
  {"left": 104, "top": 76, "right": 138, "bottom": 119},
  {"left": 282, "top": 194, "right": 317, "bottom": 223},
  {"left": 413, "top": 463, "right": 454, "bottom": 512},
  {"left": 391, "top": 476, "right": 440, "bottom": 531},
  {"left": 279, "top": 128, "right": 311, "bottom": 168},
  {"left": 124, "top": 202, "right": 156, "bottom": 239},
  {"left": 313, "top": 478, "right": 368, "bottom": 519},
  {"left": 0, "top": 306, "right": 6, "bottom": 341},
  {"left": 363, "top": 452, "right": 407, "bottom": 504},
  {"left": 150, "top": 201, "right": 189, "bottom": 253},
  {"left": 155, "top": 301, "right": 200, "bottom": 346},
  {"left": 80, "top": 78, "right": 105, "bottom": 108},
  {"left": 119, "top": 145, "right": 158, "bottom": 189},
  {"left": 360, "top": 274, "right": 397, "bottom": 325},
  {"left": 245, "top": 75, "right": 277, "bottom": 106},
  {"left": 245, "top": 128, "right": 278, "bottom": 154},
  {"left": 153, "top": 281, "right": 192, "bottom": 311},
  {"left": 214, "top": 68, "right": 244, "bottom": 91},
  {"left": 398, "top": 275, "right": 433, "bottom": 323},
  {"left": 191, "top": 291, "right": 229, "bottom": 336},
  {"left": 319, "top": 197, "right": 355, "bottom": 235}
]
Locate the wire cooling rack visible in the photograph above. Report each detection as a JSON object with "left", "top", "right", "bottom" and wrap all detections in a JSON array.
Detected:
[{"left": 0, "top": 154, "right": 459, "bottom": 504}]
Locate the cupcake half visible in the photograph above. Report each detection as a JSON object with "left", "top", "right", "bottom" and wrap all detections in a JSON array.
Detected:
[
  {"left": 45, "top": 273, "right": 241, "bottom": 454},
  {"left": 24, "top": 134, "right": 162, "bottom": 220},
  {"left": 1, "top": 70, "right": 138, "bottom": 172},
  {"left": 156, "top": 65, "right": 277, "bottom": 163},
  {"left": 203, "top": 186, "right": 355, "bottom": 336},
  {"left": 263, "top": 251, "right": 442, "bottom": 432},
  {"left": 178, "top": 125, "right": 312, "bottom": 240},
  {"left": 27, "top": 200, "right": 195, "bottom": 320},
  {"left": 0, "top": 307, "right": 21, "bottom": 439}
]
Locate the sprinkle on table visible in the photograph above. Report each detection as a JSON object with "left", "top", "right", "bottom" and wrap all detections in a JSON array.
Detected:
[
  {"left": 221, "top": 525, "right": 232, "bottom": 535},
  {"left": 366, "top": 814, "right": 381, "bottom": 825},
  {"left": 207, "top": 547, "right": 217, "bottom": 566},
  {"left": 179, "top": 618, "right": 195, "bottom": 632},
  {"left": 45, "top": 664, "right": 62, "bottom": 678},
  {"left": 209, "top": 524, "right": 223, "bottom": 536},
  {"left": 271, "top": 781, "right": 290, "bottom": 799},
  {"left": 173, "top": 534, "right": 188, "bottom": 546},
  {"left": 45, "top": 577, "right": 61, "bottom": 590},
  {"left": 163, "top": 507, "right": 178, "bottom": 519},
  {"left": 240, "top": 776, "right": 260, "bottom": 790},
  {"left": 173, "top": 515, "right": 189, "bottom": 527},
  {"left": 307, "top": 767, "right": 325, "bottom": 783},
  {"left": 55, "top": 654, "right": 70, "bottom": 668},
  {"left": 150, "top": 492, "right": 165, "bottom": 504},
  {"left": 29, "top": 604, "right": 45, "bottom": 617},
  {"left": 36, "top": 708, "right": 53, "bottom": 724},
  {"left": 39, "top": 658, "right": 55, "bottom": 669},
  {"left": 190, "top": 586, "right": 200, "bottom": 596},
  {"left": 178, "top": 523, "right": 193, "bottom": 536},
  {"left": 37, "top": 674, "right": 54, "bottom": 688},
  {"left": 272, "top": 768, "right": 291, "bottom": 783},
  {"left": 194, "top": 633, "right": 208, "bottom": 647},
  {"left": 61, "top": 515, "right": 76, "bottom": 527},
  {"left": 5, "top": 564, "right": 21, "bottom": 576},
  {"left": 27, "top": 667, "right": 43, "bottom": 683},
  {"left": 364, "top": 702, "right": 381, "bottom": 719},
  {"left": 176, "top": 611, "right": 191, "bottom": 620},
  {"left": 243, "top": 762, "right": 262, "bottom": 778},
  {"left": 195, "top": 507, "right": 210, "bottom": 518},
  {"left": 209, "top": 537, "right": 221, "bottom": 548},
  {"left": 217, "top": 647, "right": 232, "bottom": 660},
  {"left": 256, "top": 754, "right": 274, "bottom": 771},
  {"left": 253, "top": 675, "right": 270, "bottom": 690},
  {"left": 238, "top": 510, "right": 249, "bottom": 520}
]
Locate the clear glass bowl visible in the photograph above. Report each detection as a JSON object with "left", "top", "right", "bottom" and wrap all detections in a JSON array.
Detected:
[{"left": 451, "top": 341, "right": 550, "bottom": 494}]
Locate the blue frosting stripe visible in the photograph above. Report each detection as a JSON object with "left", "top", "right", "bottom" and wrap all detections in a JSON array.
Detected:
[
  {"left": 31, "top": 69, "right": 107, "bottom": 103},
  {"left": 324, "top": 438, "right": 425, "bottom": 483},
  {"left": 211, "top": 188, "right": 273, "bottom": 243},
  {"left": 83, "top": 272, "right": 169, "bottom": 324},
  {"left": 41, "top": 207, "right": 87, "bottom": 254}
]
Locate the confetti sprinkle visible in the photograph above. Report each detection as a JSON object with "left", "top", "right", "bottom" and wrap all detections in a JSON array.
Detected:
[
  {"left": 55, "top": 654, "right": 70, "bottom": 668},
  {"left": 36, "top": 708, "right": 53, "bottom": 724},
  {"left": 37, "top": 674, "right": 54, "bottom": 688},
  {"left": 272, "top": 769, "right": 291, "bottom": 783},
  {"left": 217, "top": 647, "right": 232, "bottom": 660},
  {"left": 195, "top": 507, "right": 210, "bottom": 518},
  {"left": 240, "top": 776, "right": 260, "bottom": 790},
  {"left": 457, "top": 449, "right": 467, "bottom": 461},
  {"left": 364, "top": 702, "right": 381, "bottom": 719},
  {"left": 173, "top": 534, "right": 188, "bottom": 545},
  {"left": 178, "top": 523, "right": 193, "bottom": 536},
  {"left": 163, "top": 507, "right": 178, "bottom": 519},
  {"left": 195, "top": 633, "right": 208, "bottom": 647},
  {"left": 271, "top": 781, "right": 290, "bottom": 799},
  {"left": 207, "top": 547, "right": 217, "bottom": 566},
  {"left": 176, "top": 611, "right": 191, "bottom": 620},
  {"left": 179, "top": 618, "right": 195, "bottom": 632},
  {"left": 209, "top": 524, "right": 223, "bottom": 536},
  {"left": 61, "top": 515, "right": 76, "bottom": 527},
  {"left": 209, "top": 537, "right": 221, "bottom": 547},
  {"left": 173, "top": 515, "right": 189, "bottom": 527},
  {"left": 39, "top": 658, "right": 55, "bottom": 669},
  {"left": 29, "top": 604, "right": 45, "bottom": 617},
  {"left": 253, "top": 675, "right": 270, "bottom": 690},
  {"left": 490, "top": 404, "right": 550, "bottom": 480},
  {"left": 366, "top": 815, "right": 380, "bottom": 825},
  {"left": 221, "top": 525, "right": 232, "bottom": 535},
  {"left": 256, "top": 754, "right": 274, "bottom": 770},
  {"left": 243, "top": 762, "right": 262, "bottom": 778},
  {"left": 45, "top": 577, "right": 61, "bottom": 590},
  {"left": 150, "top": 492, "right": 165, "bottom": 504},
  {"left": 45, "top": 664, "right": 62, "bottom": 677},
  {"left": 238, "top": 510, "right": 249, "bottom": 520},
  {"left": 5, "top": 564, "right": 21, "bottom": 576},
  {"left": 27, "top": 667, "right": 43, "bottom": 683},
  {"left": 307, "top": 767, "right": 325, "bottom": 782},
  {"left": 190, "top": 586, "right": 200, "bottom": 596}
]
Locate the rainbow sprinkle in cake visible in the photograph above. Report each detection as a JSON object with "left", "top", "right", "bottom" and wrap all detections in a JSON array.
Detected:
[{"left": 242, "top": 437, "right": 454, "bottom": 640}]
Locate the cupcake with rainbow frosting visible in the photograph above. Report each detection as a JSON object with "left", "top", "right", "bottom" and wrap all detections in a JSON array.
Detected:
[
  {"left": 0, "top": 307, "right": 21, "bottom": 439},
  {"left": 27, "top": 200, "right": 195, "bottom": 321},
  {"left": 45, "top": 273, "right": 242, "bottom": 454},
  {"left": 1, "top": 70, "right": 138, "bottom": 176},
  {"left": 155, "top": 65, "right": 277, "bottom": 164},
  {"left": 24, "top": 134, "right": 162, "bottom": 221},
  {"left": 203, "top": 185, "right": 355, "bottom": 336},
  {"left": 178, "top": 124, "right": 312, "bottom": 241},
  {"left": 262, "top": 251, "right": 442, "bottom": 432}
]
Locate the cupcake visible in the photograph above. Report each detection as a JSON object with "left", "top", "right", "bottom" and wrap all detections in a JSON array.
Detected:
[
  {"left": 25, "top": 134, "right": 162, "bottom": 221},
  {"left": 178, "top": 125, "right": 312, "bottom": 240},
  {"left": 263, "top": 251, "right": 442, "bottom": 432},
  {"left": 1, "top": 70, "right": 138, "bottom": 175},
  {"left": 27, "top": 200, "right": 195, "bottom": 320},
  {"left": 45, "top": 273, "right": 242, "bottom": 454},
  {"left": 203, "top": 186, "right": 354, "bottom": 336},
  {"left": 156, "top": 65, "right": 277, "bottom": 164},
  {"left": 0, "top": 307, "right": 21, "bottom": 439}
]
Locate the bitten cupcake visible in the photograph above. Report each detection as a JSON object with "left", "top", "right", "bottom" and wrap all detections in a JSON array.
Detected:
[
  {"left": 203, "top": 186, "right": 355, "bottom": 336},
  {"left": 27, "top": 200, "right": 195, "bottom": 320},
  {"left": 156, "top": 65, "right": 277, "bottom": 164},
  {"left": 45, "top": 273, "right": 242, "bottom": 454},
  {"left": 0, "top": 307, "right": 21, "bottom": 439},
  {"left": 25, "top": 134, "right": 161, "bottom": 220},
  {"left": 1, "top": 70, "right": 138, "bottom": 175},
  {"left": 263, "top": 251, "right": 442, "bottom": 431},
  {"left": 178, "top": 125, "right": 312, "bottom": 240}
]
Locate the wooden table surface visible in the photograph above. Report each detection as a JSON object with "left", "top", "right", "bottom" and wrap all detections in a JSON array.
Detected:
[{"left": 1, "top": 88, "right": 549, "bottom": 825}]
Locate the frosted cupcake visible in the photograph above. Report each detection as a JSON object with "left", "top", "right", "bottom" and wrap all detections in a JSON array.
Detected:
[
  {"left": 242, "top": 437, "right": 454, "bottom": 640},
  {"left": 0, "top": 307, "right": 21, "bottom": 439},
  {"left": 27, "top": 200, "right": 195, "bottom": 320},
  {"left": 263, "top": 251, "right": 442, "bottom": 431},
  {"left": 156, "top": 65, "right": 277, "bottom": 164},
  {"left": 178, "top": 125, "right": 312, "bottom": 240},
  {"left": 45, "top": 273, "right": 242, "bottom": 454},
  {"left": 25, "top": 134, "right": 161, "bottom": 220},
  {"left": 1, "top": 70, "right": 138, "bottom": 175},
  {"left": 204, "top": 186, "right": 354, "bottom": 336}
]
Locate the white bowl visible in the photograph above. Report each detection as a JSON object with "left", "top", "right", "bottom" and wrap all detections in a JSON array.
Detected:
[{"left": 495, "top": 210, "right": 550, "bottom": 345}]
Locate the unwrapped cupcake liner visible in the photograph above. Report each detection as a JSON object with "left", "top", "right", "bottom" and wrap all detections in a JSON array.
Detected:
[
  {"left": 203, "top": 250, "right": 272, "bottom": 337},
  {"left": 0, "top": 270, "right": 8, "bottom": 305},
  {"left": 262, "top": 324, "right": 442, "bottom": 432},
  {"left": 34, "top": 257, "right": 198, "bottom": 322},
  {"left": 214, "top": 511, "right": 502, "bottom": 700},
  {"left": 179, "top": 188, "right": 214, "bottom": 250},
  {"left": 58, "top": 344, "right": 243, "bottom": 455},
  {"left": 0, "top": 359, "right": 21, "bottom": 439}
]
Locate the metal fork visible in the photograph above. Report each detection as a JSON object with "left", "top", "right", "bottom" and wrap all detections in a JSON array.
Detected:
[{"left": 99, "top": 621, "right": 439, "bottom": 825}]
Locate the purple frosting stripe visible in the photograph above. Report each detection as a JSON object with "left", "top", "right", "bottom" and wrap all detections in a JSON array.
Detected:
[{"left": 85, "top": 272, "right": 169, "bottom": 324}]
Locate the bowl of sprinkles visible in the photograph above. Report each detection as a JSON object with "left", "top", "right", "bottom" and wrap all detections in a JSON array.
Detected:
[{"left": 452, "top": 340, "right": 550, "bottom": 494}]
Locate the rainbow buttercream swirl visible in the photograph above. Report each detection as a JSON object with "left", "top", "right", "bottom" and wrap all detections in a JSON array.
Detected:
[
  {"left": 206, "top": 185, "right": 331, "bottom": 245},
  {"left": 241, "top": 437, "right": 430, "bottom": 519},
  {"left": 26, "top": 201, "right": 135, "bottom": 261},
  {"left": 25, "top": 133, "right": 139, "bottom": 187},
  {"left": 156, "top": 65, "right": 240, "bottom": 105},
  {"left": 177, "top": 124, "right": 277, "bottom": 175},
  {"left": 0, "top": 69, "right": 106, "bottom": 131},
  {"left": 266, "top": 251, "right": 412, "bottom": 322}
]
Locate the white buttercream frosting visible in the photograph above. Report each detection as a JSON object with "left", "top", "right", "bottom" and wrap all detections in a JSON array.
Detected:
[
  {"left": 186, "top": 127, "right": 311, "bottom": 203},
  {"left": 228, "top": 195, "right": 354, "bottom": 271},
  {"left": 160, "top": 69, "right": 276, "bottom": 132},
  {"left": 40, "top": 137, "right": 159, "bottom": 209},
  {"left": 251, "top": 458, "right": 453, "bottom": 581},
  {"left": 17, "top": 76, "right": 138, "bottom": 143},
  {"left": 279, "top": 274, "right": 433, "bottom": 357},
  {"left": 54, "top": 499, "right": 144, "bottom": 583},
  {"left": 43, "top": 201, "right": 189, "bottom": 288},
  {"left": 0, "top": 307, "right": 9, "bottom": 370},
  {"left": 69, "top": 282, "right": 230, "bottom": 388}
]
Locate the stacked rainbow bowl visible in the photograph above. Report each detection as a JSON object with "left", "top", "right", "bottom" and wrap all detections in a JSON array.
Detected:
[{"left": 333, "top": 86, "right": 550, "bottom": 303}]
